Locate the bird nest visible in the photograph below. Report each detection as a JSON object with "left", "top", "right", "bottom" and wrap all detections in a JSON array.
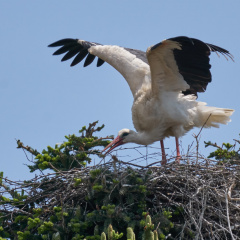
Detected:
[
  {"left": 147, "top": 160, "right": 240, "bottom": 239},
  {"left": 1, "top": 155, "right": 240, "bottom": 239}
]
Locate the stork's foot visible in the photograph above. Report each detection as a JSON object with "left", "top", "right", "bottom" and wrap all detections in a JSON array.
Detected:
[
  {"left": 160, "top": 140, "right": 167, "bottom": 165},
  {"left": 175, "top": 137, "right": 181, "bottom": 164}
]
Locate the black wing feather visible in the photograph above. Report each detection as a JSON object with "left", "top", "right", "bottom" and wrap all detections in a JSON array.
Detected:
[
  {"left": 97, "top": 58, "right": 105, "bottom": 67},
  {"left": 61, "top": 46, "right": 83, "bottom": 62},
  {"left": 168, "top": 36, "right": 233, "bottom": 96},
  {"left": 84, "top": 54, "right": 96, "bottom": 67},
  {"left": 71, "top": 49, "right": 88, "bottom": 67},
  {"left": 207, "top": 43, "right": 234, "bottom": 61},
  {"left": 48, "top": 38, "right": 105, "bottom": 67},
  {"left": 53, "top": 43, "right": 80, "bottom": 55},
  {"left": 48, "top": 38, "right": 77, "bottom": 47}
]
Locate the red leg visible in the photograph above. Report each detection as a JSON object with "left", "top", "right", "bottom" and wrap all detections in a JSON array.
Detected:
[
  {"left": 160, "top": 140, "right": 167, "bottom": 165},
  {"left": 175, "top": 137, "right": 181, "bottom": 164}
]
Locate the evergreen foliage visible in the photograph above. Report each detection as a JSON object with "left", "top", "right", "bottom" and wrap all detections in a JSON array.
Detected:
[
  {"left": 16, "top": 121, "right": 111, "bottom": 172},
  {"left": 1, "top": 121, "right": 240, "bottom": 239},
  {"left": 205, "top": 139, "right": 240, "bottom": 164}
]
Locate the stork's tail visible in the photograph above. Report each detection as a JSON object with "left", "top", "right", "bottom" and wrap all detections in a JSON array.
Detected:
[{"left": 196, "top": 105, "right": 234, "bottom": 128}]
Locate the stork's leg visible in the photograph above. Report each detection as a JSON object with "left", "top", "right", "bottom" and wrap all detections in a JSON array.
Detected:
[
  {"left": 175, "top": 137, "right": 181, "bottom": 164},
  {"left": 160, "top": 140, "right": 167, "bottom": 165}
]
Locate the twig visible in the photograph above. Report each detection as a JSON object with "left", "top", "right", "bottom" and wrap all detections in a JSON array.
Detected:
[{"left": 225, "top": 190, "right": 236, "bottom": 240}]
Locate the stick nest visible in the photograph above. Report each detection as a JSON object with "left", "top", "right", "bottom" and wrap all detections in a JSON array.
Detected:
[{"left": 1, "top": 156, "right": 240, "bottom": 239}]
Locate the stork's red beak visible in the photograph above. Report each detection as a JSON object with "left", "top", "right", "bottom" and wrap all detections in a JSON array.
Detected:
[{"left": 102, "top": 136, "right": 125, "bottom": 154}]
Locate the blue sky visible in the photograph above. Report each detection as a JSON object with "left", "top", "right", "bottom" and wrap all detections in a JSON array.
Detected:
[{"left": 1, "top": 1, "right": 239, "bottom": 180}]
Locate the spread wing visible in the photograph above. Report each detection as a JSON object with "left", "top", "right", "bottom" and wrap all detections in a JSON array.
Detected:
[
  {"left": 146, "top": 36, "right": 233, "bottom": 96},
  {"left": 48, "top": 38, "right": 150, "bottom": 96}
]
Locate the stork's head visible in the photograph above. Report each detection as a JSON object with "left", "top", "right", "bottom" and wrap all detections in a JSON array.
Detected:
[{"left": 102, "top": 129, "right": 137, "bottom": 154}]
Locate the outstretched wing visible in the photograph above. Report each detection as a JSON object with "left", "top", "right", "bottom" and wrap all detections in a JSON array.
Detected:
[
  {"left": 147, "top": 36, "right": 233, "bottom": 96},
  {"left": 48, "top": 38, "right": 150, "bottom": 96}
]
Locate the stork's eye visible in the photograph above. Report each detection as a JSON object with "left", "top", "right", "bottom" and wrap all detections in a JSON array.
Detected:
[{"left": 122, "top": 132, "right": 129, "bottom": 137}]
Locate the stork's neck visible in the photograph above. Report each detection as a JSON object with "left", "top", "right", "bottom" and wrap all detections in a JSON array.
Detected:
[{"left": 126, "top": 130, "right": 158, "bottom": 146}]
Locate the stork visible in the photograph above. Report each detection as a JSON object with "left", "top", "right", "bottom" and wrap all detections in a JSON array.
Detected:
[{"left": 48, "top": 36, "right": 234, "bottom": 165}]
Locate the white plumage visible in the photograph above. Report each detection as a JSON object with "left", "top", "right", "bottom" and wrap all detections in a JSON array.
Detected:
[{"left": 49, "top": 36, "right": 234, "bottom": 164}]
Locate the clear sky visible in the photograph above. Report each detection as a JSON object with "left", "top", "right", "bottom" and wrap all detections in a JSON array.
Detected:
[{"left": 1, "top": 1, "right": 239, "bottom": 181}]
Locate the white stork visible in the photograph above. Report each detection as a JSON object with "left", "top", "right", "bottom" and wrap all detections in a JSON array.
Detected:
[{"left": 49, "top": 36, "right": 234, "bottom": 164}]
